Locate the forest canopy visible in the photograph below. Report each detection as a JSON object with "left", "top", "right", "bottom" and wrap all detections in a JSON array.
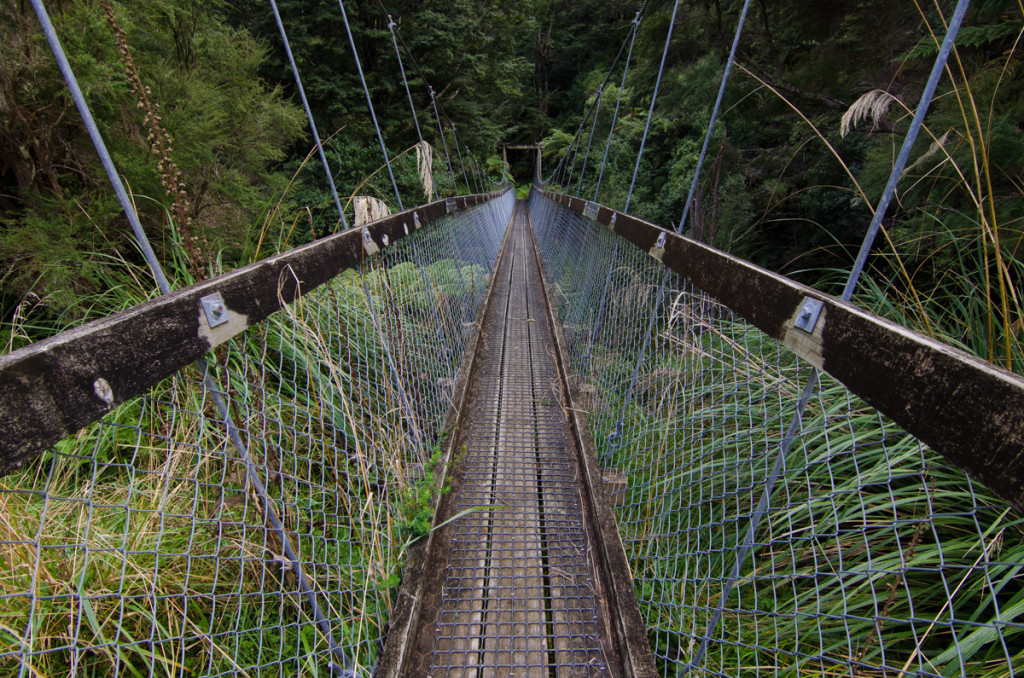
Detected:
[{"left": 1, "top": 0, "right": 1022, "bottom": 367}]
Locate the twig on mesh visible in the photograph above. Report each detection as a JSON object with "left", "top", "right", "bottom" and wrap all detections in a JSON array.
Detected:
[{"left": 855, "top": 480, "right": 933, "bottom": 667}]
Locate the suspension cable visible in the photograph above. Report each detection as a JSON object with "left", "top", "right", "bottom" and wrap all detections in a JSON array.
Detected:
[
  {"left": 373, "top": 0, "right": 489, "bottom": 194},
  {"left": 624, "top": 0, "right": 681, "bottom": 213},
  {"left": 595, "top": 10, "right": 643, "bottom": 202},
  {"left": 575, "top": 84, "right": 605, "bottom": 195},
  {"left": 561, "top": 127, "right": 583, "bottom": 189},
  {"left": 841, "top": 0, "right": 971, "bottom": 302},
  {"left": 431, "top": 87, "right": 459, "bottom": 195},
  {"left": 466, "top": 146, "right": 480, "bottom": 193},
  {"left": 373, "top": 0, "right": 466, "bottom": 197},
  {"left": 30, "top": 0, "right": 171, "bottom": 294},
  {"left": 558, "top": 84, "right": 603, "bottom": 189},
  {"left": 563, "top": 98, "right": 596, "bottom": 190},
  {"left": 268, "top": 0, "right": 349, "bottom": 229},
  {"left": 545, "top": 2, "right": 647, "bottom": 191},
  {"left": 336, "top": 0, "right": 403, "bottom": 210},
  {"left": 676, "top": 0, "right": 752, "bottom": 234},
  {"left": 387, "top": 14, "right": 424, "bottom": 145},
  {"left": 452, "top": 123, "right": 472, "bottom": 192},
  {"left": 471, "top": 149, "right": 486, "bottom": 193},
  {"left": 469, "top": 150, "right": 484, "bottom": 193}
]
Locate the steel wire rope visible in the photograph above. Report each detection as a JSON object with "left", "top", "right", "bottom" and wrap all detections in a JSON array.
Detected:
[
  {"left": 543, "top": 2, "right": 646, "bottom": 188},
  {"left": 381, "top": 8, "right": 453, "bottom": 368},
  {"left": 30, "top": 2, "right": 354, "bottom": 674},
  {"left": 575, "top": 84, "right": 605, "bottom": 196},
  {"left": 596, "top": 0, "right": 681, "bottom": 482},
  {"left": 386, "top": 14, "right": 424, "bottom": 146},
  {"left": 681, "top": 0, "right": 973, "bottom": 673},
  {"left": 372, "top": 7, "right": 503, "bottom": 458},
  {"left": 558, "top": 123, "right": 583, "bottom": 188},
  {"left": 594, "top": 9, "right": 644, "bottom": 202},
  {"left": 268, "top": 0, "right": 350, "bottom": 229},
  {"left": 557, "top": 106, "right": 593, "bottom": 189},
  {"left": 336, "top": 0, "right": 403, "bottom": 210},
  {"left": 474, "top": 154, "right": 485, "bottom": 192},
  {"left": 605, "top": 1, "right": 757, "bottom": 517},
  {"left": 468, "top": 148, "right": 485, "bottom": 193},
  {"left": 372, "top": 0, "right": 493, "bottom": 194},
  {"left": 624, "top": 0, "right": 681, "bottom": 213},
  {"left": 554, "top": 6, "right": 647, "bottom": 404},
  {"left": 431, "top": 87, "right": 460, "bottom": 195},
  {"left": 675, "top": 0, "right": 752, "bottom": 234},
  {"left": 562, "top": 109, "right": 590, "bottom": 190},
  {"left": 383, "top": 9, "right": 475, "bottom": 199},
  {"left": 452, "top": 124, "right": 473, "bottom": 192},
  {"left": 465, "top": 146, "right": 480, "bottom": 193},
  {"left": 335, "top": 0, "right": 434, "bottom": 461},
  {"left": 550, "top": 80, "right": 600, "bottom": 188}
]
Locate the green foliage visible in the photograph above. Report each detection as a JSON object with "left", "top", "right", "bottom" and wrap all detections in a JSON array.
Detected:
[
  {"left": 0, "top": 0, "right": 305, "bottom": 326},
  {"left": 550, "top": 0, "right": 1024, "bottom": 371},
  {"left": 397, "top": 447, "right": 450, "bottom": 541}
]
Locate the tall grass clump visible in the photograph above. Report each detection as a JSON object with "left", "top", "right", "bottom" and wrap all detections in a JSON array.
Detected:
[{"left": 829, "top": 2, "right": 1024, "bottom": 374}]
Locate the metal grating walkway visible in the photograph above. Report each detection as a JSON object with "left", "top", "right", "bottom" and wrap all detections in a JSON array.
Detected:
[{"left": 418, "top": 201, "right": 617, "bottom": 676}]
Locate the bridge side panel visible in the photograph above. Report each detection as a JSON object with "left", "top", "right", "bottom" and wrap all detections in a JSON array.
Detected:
[
  {"left": 528, "top": 189, "right": 1024, "bottom": 678},
  {"left": 0, "top": 191, "right": 514, "bottom": 676}
]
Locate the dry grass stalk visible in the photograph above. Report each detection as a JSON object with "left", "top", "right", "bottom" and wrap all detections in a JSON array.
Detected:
[
  {"left": 901, "top": 129, "right": 951, "bottom": 178},
  {"left": 841, "top": 89, "right": 898, "bottom": 138},
  {"left": 101, "top": 1, "right": 204, "bottom": 280},
  {"left": 353, "top": 195, "right": 391, "bottom": 227},
  {"left": 416, "top": 140, "right": 434, "bottom": 201}
]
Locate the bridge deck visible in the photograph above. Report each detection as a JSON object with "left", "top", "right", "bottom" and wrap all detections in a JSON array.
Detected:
[{"left": 409, "top": 201, "right": 620, "bottom": 676}]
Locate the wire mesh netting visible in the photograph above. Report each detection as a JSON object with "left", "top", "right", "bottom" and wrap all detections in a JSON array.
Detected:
[
  {"left": 0, "top": 190, "right": 514, "bottom": 677},
  {"left": 528, "top": 190, "right": 1024, "bottom": 678}
]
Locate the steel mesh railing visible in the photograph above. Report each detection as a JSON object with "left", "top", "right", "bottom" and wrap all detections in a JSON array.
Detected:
[
  {"left": 0, "top": 190, "right": 514, "bottom": 677},
  {"left": 528, "top": 190, "right": 1024, "bottom": 677}
]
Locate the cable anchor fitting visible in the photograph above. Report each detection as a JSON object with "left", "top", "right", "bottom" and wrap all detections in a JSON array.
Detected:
[{"left": 795, "top": 297, "right": 825, "bottom": 333}]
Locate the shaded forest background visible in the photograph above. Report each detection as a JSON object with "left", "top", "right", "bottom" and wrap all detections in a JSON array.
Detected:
[{"left": 1, "top": 0, "right": 1022, "bottom": 367}]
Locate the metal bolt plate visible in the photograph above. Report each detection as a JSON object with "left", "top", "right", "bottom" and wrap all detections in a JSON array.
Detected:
[
  {"left": 446, "top": 198, "right": 457, "bottom": 213},
  {"left": 583, "top": 201, "right": 599, "bottom": 220},
  {"left": 201, "top": 292, "right": 229, "bottom": 328},
  {"left": 795, "top": 297, "right": 824, "bottom": 333},
  {"left": 656, "top": 232, "right": 667, "bottom": 249}
]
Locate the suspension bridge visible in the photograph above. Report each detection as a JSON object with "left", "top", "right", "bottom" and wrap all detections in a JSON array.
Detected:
[{"left": 3, "top": 0, "right": 1024, "bottom": 676}]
